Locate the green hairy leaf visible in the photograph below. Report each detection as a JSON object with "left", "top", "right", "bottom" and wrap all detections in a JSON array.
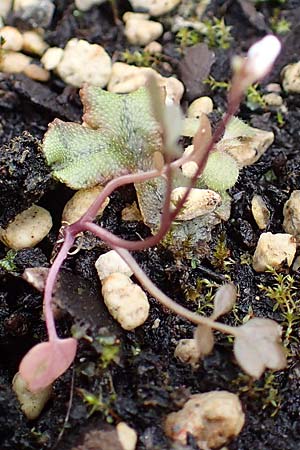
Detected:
[{"left": 43, "top": 86, "right": 162, "bottom": 189}]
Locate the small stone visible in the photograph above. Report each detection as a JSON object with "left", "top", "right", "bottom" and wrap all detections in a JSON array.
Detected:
[
  {"left": 216, "top": 128, "right": 274, "bottom": 167},
  {"left": 174, "top": 339, "right": 200, "bottom": 366},
  {"left": 281, "top": 61, "right": 300, "bottom": 93},
  {"left": 75, "top": 0, "right": 106, "bottom": 12},
  {"left": 0, "top": 205, "right": 52, "bottom": 250},
  {"left": 129, "top": 0, "right": 181, "bottom": 16},
  {"left": 251, "top": 195, "right": 270, "bottom": 230},
  {"left": 116, "top": 422, "right": 137, "bottom": 450},
  {"left": 121, "top": 202, "right": 142, "bottom": 222},
  {"left": 102, "top": 273, "right": 149, "bottom": 330},
  {"left": 266, "top": 83, "right": 281, "bottom": 93},
  {"left": 124, "top": 17, "right": 163, "bottom": 46},
  {"left": 22, "top": 30, "right": 49, "bottom": 56},
  {"left": 23, "top": 63, "right": 50, "bottom": 81},
  {"left": 252, "top": 232, "right": 296, "bottom": 272},
  {"left": 0, "top": 26, "right": 23, "bottom": 51},
  {"left": 188, "top": 96, "right": 213, "bottom": 118},
  {"left": 12, "top": 372, "right": 52, "bottom": 420},
  {"left": 170, "top": 188, "right": 221, "bottom": 221},
  {"left": 62, "top": 185, "right": 109, "bottom": 225},
  {"left": 262, "top": 93, "right": 283, "bottom": 107},
  {"left": 144, "top": 40, "right": 162, "bottom": 54},
  {"left": 165, "top": 391, "right": 245, "bottom": 449},
  {"left": 95, "top": 250, "right": 133, "bottom": 281},
  {"left": 41, "top": 46, "right": 64, "bottom": 70},
  {"left": 181, "top": 145, "right": 198, "bottom": 178},
  {"left": 107, "top": 62, "right": 184, "bottom": 104},
  {"left": 0, "top": 51, "right": 31, "bottom": 73},
  {"left": 123, "top": 12, "right": 150, "bottom": 22},
  {"left": 283, "top": 190, "right": 300, "bottom": 236},
  {"left": 0, "top": 0, "right": 12, "bottom": 19},
  {"left": 14, "top": 0, "right": 55, "bottom": 28},
  {"left": 56, "top": 38, "right": 112, "bottom": 88}
]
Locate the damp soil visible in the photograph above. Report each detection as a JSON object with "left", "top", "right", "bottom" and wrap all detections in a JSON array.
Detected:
[{"left": 1, "top": 1, "right": 300, "bottom": 449}]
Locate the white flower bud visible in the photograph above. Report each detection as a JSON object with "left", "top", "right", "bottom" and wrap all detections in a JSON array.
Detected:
[{"left": 245, "top": 35, "right": 281, "bottom": 82}]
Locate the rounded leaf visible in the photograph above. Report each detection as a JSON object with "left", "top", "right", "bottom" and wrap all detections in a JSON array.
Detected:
[{"left": 19, "top": 338, "right": 77, "bottom": 392}]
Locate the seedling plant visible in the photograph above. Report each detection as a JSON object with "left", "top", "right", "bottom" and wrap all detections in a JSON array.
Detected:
[{"left": 19, "top": 36, "right": 287, "bottom": 393}]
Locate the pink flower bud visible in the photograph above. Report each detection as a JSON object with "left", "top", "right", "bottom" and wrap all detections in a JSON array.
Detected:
[{"left": 245, "top": 35, "right": 281, "bottom": 81}]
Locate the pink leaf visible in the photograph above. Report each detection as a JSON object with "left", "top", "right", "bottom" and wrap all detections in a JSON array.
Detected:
[{"left": 19, "top": 338, "right": 77, "bottom": 392}]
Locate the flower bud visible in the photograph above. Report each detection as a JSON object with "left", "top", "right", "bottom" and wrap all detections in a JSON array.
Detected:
[{"left": 245, "top": 35, "right": 281, "bottom": 82}]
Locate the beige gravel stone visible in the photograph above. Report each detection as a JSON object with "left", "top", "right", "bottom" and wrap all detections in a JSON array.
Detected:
[
  {"left": 23, "top": 63, "right": 50, "bottom": 81},
  {"left": 174, "top": 339, "right": 200, "bottom": 366},
  {"left": 75, "top": 0, "right": 106, "bottom": 11},
  {"left": 0, "top": 26, "right": 23, "bottom": 51},
  {"left": 216, "top": 128, "right": 274, "bottom": 167},
  {"left": 188, "top": 96, "right": 213, "bottom": 118},
  {"left": 144, "top": 40, "right": 162, "bottom": 54},
  {"left": 282, "top": 61, "right": 300, "bottom": 93},
  {"left": 0, "top": 205, "right": 52, "bottom": 250},
  {"left": 102, "top": 273, "right": 149, "bottom": 330},
  {"left": 251, "top": 195, "right": 270, "bottom": 230},
  {"left": 165, "top": 391, "right": 245, "bottom": 448},
  {"left": 0, "top": 0, "right": 12, "bottom": 19},
  {"left": 129, "top": 0, "right": 181, "bottom": 16},
  {"left": 125, "top": 17, "right": 163, "bottom": 46},
  {"left": 262, "top": 93, "right": 283, "bottom": 107},
  {"left": 108, "top": 62, "right": 184, "bottom": 104},
  {"left": 95, "top": 250, "right": 133, "bottom": 281},
  {"left": 0, "top": 51, "right": 31, "bottom": 73},
  {"left": 170, "top": 188, "right": 221, "bottom": 221},
  {"left": 283, "top": 190, "right": 300, "bottom": 236},
  {"left": 252, "top": 232, "right": 296, "bottom": 272},
  {"left": 22, "top": 30, "right": 49, "bottom": 56},
  {"left": 56, "top": 38, "right": 112, "bottom": 88},
  {"left": 62, "top": 185, "right": 109, "bottom": 225},
  {"left": 12, "top": 372, "right": 52, "bottom": 420},
  {"left": 116, "top": 422, "right": 137, "bottom": 450},
  {"left": 41, "top": 46, "right": 64, "bottom": 70}
]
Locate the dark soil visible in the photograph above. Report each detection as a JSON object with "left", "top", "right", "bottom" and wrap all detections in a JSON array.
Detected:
[{"left": 1, "top": 1, "right": 300, "bottom": 449}]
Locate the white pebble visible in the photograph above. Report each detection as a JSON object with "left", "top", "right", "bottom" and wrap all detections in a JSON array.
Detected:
[
  {"left": 0, "top": 51, "right": 31, "bottom": 73},
  {"left": 181, "top": 144, "right": 198, "bottom": 178},
  {"left": 252, "top": 232, "right": 296, "bottom": 272},
  {"left": 56, "top": 38, "right": 112, "bottom": 88},
  {"left": 165, "top": 391, "right": 245, "bottom": 449},
  {"left": 12, "top": 372, "right": 52, "bottom": 420},
  {"left": 108, "top": 62, "right": 184, "bottom": 104},
  {"left": 62, "top": 185, "right": 109, "bottom": 225},
  {"left": 41, "top": 46, "right": 64, "bottom": 70},
  {"left": 0, "top": 0, "right": 12, "bottom": 19},
  {"left": 283, "top": 190, "right": 300, "bottom": 236},
  {"left": 22, "top": 30, "right": 49, "bottom": 56},
  {"left": 102, "top": 273, "right": 149, "bottom": 330},
  {"left": 23, "top": 63, "right": 50, "bottom": 81},
  {"left": 0, "top": 205, "right": 52, "bottom": 250},
  {"left": 170, "top": 187, "right": 221, "bottom": 221},
  {"left": 281, "top": 61, "right": 300, "bottom": 93},
  {"left": 0, "top": 26, "right": 23, "bottom": 51},
  {"left": 117, "top": 422, "right": 137, "bottom": 450},
  {"left": 216, "top": 128, "right": 274, "bottom": 167},
  {"left": 187, "top": 96, "right": 213, "bottom": 118},
  {"left": 174, "top": 339, "right": 200, "bottom": 366},
  {"left": 75, "top": 0, "right": 106, "bottom": 11},
  {"left": 144, "top": 40, "right": 162, "bottom": 54},
  {"left": 251, "top": 195, "right": 270, "bottom": 230},
  {"left": 95, "top": 250, "right": 133, "bottom": 281},
  {"left": 125, "top": 17, "right": 163, "bottom": 46},
  {"left": 129, "top": 0, "right": 181, "bottom": 16},
  {"left": 262, "top": 92, "right": 283, "bottom": 107}
]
